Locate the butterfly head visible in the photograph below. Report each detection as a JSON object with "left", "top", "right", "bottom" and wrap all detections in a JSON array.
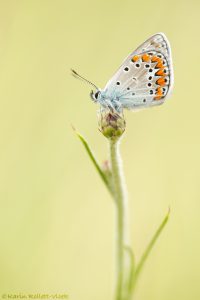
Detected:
[{"left": 90, "top": 89, "right": 101, "bottom": 103}]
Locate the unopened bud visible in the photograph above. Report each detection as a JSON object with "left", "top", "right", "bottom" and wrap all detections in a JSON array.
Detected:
[{"left": 98, "top": 108, "right": 126, "bottom": 141}]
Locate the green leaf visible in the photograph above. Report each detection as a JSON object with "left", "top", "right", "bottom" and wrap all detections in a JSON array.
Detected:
[
  {"left": 124, "top": 245, "right": 135, "bottom": 299},
  {"left": 73, "top": 127, "right": 113, "bottom": 195},
  {"left": 131, "top": 209, "right": 170, "bottom": 295}
]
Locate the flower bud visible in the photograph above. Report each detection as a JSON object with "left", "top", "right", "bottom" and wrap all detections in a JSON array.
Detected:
[{"left": 98, "top": 108, "right": 126, "bottom": 141}]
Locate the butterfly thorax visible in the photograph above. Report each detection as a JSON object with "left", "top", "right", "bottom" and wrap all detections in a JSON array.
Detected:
[{"left": 96, "top": 89, "right": 123, "bottom": 112}]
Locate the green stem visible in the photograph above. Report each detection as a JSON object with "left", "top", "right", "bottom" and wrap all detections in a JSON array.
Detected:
[{"left": 109, "top": 139, "right": 130, "bottom": 300}]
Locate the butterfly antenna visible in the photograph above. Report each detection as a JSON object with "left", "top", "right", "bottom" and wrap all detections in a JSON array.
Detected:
[{"left": 71, "top": 69, "right": 99, "bottom": 90}]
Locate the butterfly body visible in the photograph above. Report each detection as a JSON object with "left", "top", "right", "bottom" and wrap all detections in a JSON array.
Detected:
[{"left": 90, "top": 33, "right": 173, "bottom": 112}]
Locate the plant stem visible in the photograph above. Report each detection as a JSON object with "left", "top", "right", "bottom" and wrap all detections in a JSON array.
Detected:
[{"left": 109, "top": 139, "right": 130, "bottom": 300}]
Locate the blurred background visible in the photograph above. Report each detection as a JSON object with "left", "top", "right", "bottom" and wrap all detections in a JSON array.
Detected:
[{"left": 0, "top": 0, "right": 199, "bottom": 299}]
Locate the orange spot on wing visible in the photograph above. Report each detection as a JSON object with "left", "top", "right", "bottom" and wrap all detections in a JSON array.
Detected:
[
  {"left": 151, "top": 56, "right": 161, "bottom": 62},
  {"left": 151, "top": 56, "right": 164, "bottom": 69},
  {"left": 156, "top": 77, "right": 166, "bottom": 86},
  {"left": 142, "top": 54, "right": 150, "bottom": 62},
  {"left": 154, "top": 87, "right": 163, "bottom": 100},
  {"left": 155, "top": 69, "right": 165, "bottom": 76},
  {"left": 154, "top": 96, "right": 162, "bottom": 100},
  {"left": 155, "top": 61, "right": 164, "bottom": 69},
  {"left": 157, "top": 87, "right": 162, "bottom": 94},
  {"left": 132, "top": 55, "right": 140, "bottom": 62}
]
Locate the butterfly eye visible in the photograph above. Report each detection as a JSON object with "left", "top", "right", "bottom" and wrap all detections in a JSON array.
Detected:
[
  {"left": 94, "top": 91, "right": 100, "bottom": 99},
  {"left": 90, "top": 90, "right": 100, "bottom": 101}
]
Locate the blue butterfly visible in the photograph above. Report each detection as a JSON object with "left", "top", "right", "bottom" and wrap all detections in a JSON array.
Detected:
[{"left": 72, "top": 33, "right": 174, "bottom": 113}]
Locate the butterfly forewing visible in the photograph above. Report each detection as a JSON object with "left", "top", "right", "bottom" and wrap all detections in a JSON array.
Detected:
[{"left": 103, "top": 33, "right": 173, "bottom": 110}]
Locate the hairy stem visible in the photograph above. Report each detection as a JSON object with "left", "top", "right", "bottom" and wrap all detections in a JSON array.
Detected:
[{"left": 109, "top": 139, "right": 130, "bottom": 300}]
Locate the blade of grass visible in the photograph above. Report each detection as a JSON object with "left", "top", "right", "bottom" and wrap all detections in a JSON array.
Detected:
[
  {"left": 124, "top": 245, "right": 135, "bottom": 300},
  {"left": 73, "top": 127, "right": 113, "bottom": 195},
  {"left": 131, "top": 209, "right": 170, "bottom": 295}
]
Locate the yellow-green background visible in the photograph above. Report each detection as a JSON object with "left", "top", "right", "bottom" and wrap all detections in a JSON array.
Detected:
[{"left": 0, "top": 0, "right": 199, "bottom": 299}]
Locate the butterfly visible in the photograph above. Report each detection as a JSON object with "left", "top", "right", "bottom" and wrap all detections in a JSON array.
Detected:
[{"left": 72, "top": 33, "right": 174, "bottom": 112}]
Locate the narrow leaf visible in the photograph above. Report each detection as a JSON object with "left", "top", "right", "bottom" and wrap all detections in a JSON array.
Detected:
[
  {"left": 73, "top": 127, "right": 112, "bottom": 194},
  {"left": 124, "top": 245, "right": 135, "bottom": 299},
  {"left": 131, "top": 209, "right": 170, "bottom": 294}
]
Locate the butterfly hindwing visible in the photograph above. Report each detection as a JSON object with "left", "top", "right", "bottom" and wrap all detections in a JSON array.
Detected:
[{"left": 103, "top": 33, "right": 173, "bottom": 110}]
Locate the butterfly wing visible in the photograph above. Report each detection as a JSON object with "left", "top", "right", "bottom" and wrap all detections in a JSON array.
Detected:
[{"left": 102, "top": 33, "right": 174, "bottom": 110}]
